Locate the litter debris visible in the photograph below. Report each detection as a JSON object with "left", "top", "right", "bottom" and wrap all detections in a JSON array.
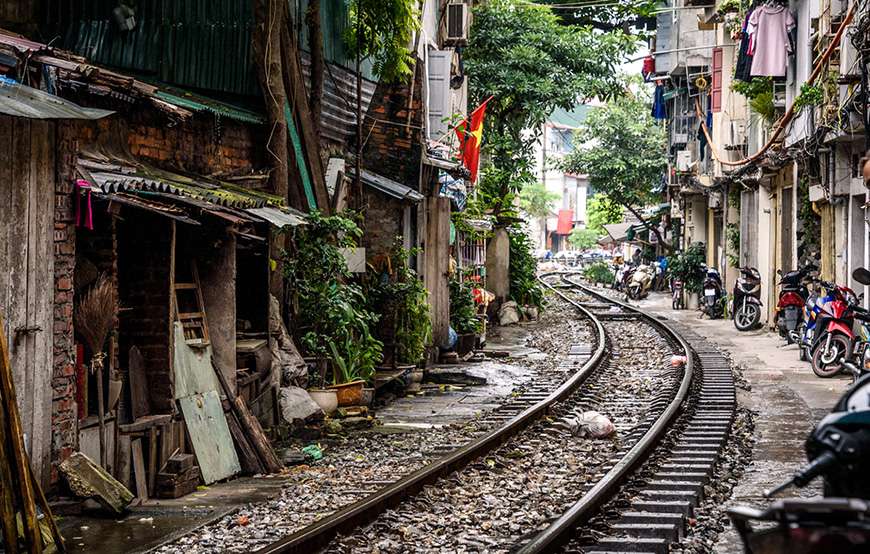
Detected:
[
  {"left": 498, "top": 301, "right": 521, "bottom": 326},
  {"left": 559, "top": 411, "right": 616, "bottom": 438},
  {"left": 237, "top": 515, "right": 250, "bottom": 526},
  {"left": 302, "top": 444, "right": 323, "bottom": 461},
  {"left": 671, "top": 355, "right": 688, "bottom": 368}
]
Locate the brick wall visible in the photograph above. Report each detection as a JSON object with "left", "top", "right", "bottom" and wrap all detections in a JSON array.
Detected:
[
  {"left": 361, "top": 64, "right": 425, "bottom": 189},
  {"left": 362, "top": 192, "right": 404, "bottom": 260}
]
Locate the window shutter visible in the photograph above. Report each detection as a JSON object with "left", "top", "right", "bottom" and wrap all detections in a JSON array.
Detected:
[
  {"left": 711, "top": 47, "right": 723, "bottom": 113},
  {"left": 427, "top": 49, "right": 452, "bottom": 139}
]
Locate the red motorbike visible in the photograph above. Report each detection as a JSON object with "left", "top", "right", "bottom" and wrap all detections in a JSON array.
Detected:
[
  {"left": 810, "top": 279, "right": 863, "bottom": 378},
  {"left": 774, "top": 265, "right": 815, "bottom": 343}
]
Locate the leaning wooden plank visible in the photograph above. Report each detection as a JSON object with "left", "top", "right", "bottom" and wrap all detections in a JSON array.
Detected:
[
  {"left": 58, "top": 452, "right": 133, "bottom": 515},
  {"left": 178, "top": 391, "right": 241, "bottom": 484},
  {"left": 127, "top": 346, "right": 150, "bottom": 420},
  {"left": 213, "top": 364, "right": 281, "bottom": 473},
  {"left": 226, "top": 410, "right": 264, "bottom": 475},
  {"left": 27, "top": 453, "right": 65, "bottom": 553},
  {"left": 0, "top": 312, "right": 41, "bottom": 551},
  {"left": 131, "top": 440, "right": 147, "bottom": 501}
]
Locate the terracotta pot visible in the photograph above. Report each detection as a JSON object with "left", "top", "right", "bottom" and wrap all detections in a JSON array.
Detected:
[
  {"left": 361, "top": 387, "right": 375, "bottom": 407},
  {"left": 308, "top": 388, "right": 338, "bottom": 415},
  {"left": 329, "top": 380, "right": 365, "bottom": 407}
]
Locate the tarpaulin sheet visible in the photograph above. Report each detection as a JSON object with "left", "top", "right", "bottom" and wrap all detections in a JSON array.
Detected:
[{"left": 556, "top": 209, "right": 574, "bottom": 235}]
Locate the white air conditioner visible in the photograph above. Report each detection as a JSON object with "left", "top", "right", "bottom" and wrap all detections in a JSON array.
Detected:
[
  {"left": 728, "top": 120, "right": 746, "bottom": 148},
  {"left": 444, "top": 2, "right": 468, "bottom": 45},
  {"left": 676, "top": 150, "right": 693, "bottom": 172}
]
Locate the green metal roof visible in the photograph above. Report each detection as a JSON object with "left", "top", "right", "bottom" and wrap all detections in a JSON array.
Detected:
[
  {"left": 154, "top": 89, "right": 265, "bottom": 124},
  {"left": 549, "top": 105, "right": 592, "bottom": 128}
]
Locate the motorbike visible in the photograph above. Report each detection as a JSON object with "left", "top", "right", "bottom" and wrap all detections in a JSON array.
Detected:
[
  {"left": 774, "top": 264, "right": 815, "bottom": 343},
  {"left": 626, "top": 264, "right": 655, "bottom": 300},
  {"left": 700, "top": 266, "right": 725, "bottom": 319},
  {"left": 671, "top": 277, "right": 684, "bottom": 310},
  {"left": 728, "top": 372, "right": 870, "bottom": 552},
  {"left": 613, "top": 262, "right": 629, "bottom": 291},
  {"left": 733, "top": 266, "right": 762, "bottom": 331},
  {"left": 811, "top": 268, "right": 870, "bottom": 378}
]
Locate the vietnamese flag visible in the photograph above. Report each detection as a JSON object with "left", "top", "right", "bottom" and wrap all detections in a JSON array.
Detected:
[{"left": 454, "top": 96, "right": 492, "bottom": 183}]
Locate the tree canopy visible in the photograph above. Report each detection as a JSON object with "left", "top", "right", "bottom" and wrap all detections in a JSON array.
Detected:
[
  {"left": 585, "top": 194, "right": 623, "bottom": 233},
  {"left": 537, "top": 0, "right": 660, "bottom": 33},
  {"left": 518, "top": 183, "right": 559, "bottom": 220},
  {"left": 560, "top": 91, "right": 670, "bottom": 248},
  {"left": 464, "top": 0, "right": 637, "bottom": 218},
  {"left": 345, "top": 0, "right": 419, "bottom": 82}
]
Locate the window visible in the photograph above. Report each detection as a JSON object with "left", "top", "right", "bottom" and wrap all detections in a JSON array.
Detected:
[{"left": 711, "top": 47, "right": 722, "bottom": 113}]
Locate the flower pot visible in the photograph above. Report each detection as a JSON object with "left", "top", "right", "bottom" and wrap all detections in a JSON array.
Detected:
[
  {"left": 686, "top": 292, "right": 700, "bottom": 310},
  {"left": 361, "top": 387, "right": 375, "bottom": 407},
  {"left": 308, "top": 388, "right": 338, "bottom": 415},
  {"left": 329, "top": 380, "right": 365, "bottom": 407}
]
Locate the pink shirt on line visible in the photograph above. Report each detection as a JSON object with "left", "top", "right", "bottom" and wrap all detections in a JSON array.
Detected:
[{"left": 748, "top": 5, "right": 795, "bottom": 78}]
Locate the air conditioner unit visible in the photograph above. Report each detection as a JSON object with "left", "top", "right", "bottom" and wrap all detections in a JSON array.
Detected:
[
  {"left": 727, "top": 120, "right": 746, "bottom": 148},
  {"left": 444, "top": 2, "right": 468, "bottom": 45},
  {"left": 676, "top": 150, "right": 693, "bottom": 172}
]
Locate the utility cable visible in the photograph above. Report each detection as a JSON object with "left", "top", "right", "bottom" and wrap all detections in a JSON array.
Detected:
[{"left": 694, "top": 0, "right": 858, "bottom": 168}]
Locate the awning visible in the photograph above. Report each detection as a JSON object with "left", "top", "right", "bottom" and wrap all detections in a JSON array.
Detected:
[
  {"left": 245, "top": 206, "right": 307, "bottom": 228},
  {"left": 556, "top": 209, "right": 574, "bottom": 235},
  {"left": 602, "top": 222, "right": 634, "bottom": 242},
  {"left": 355, "top": 169, "right": 424, "bottom": 203},
  {"left": 0, "top": 78, "right": 114, "bottom": 119}
]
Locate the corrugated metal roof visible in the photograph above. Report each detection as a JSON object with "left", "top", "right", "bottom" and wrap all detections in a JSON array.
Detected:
[
  {"left": 154, "top": 89, "right": 265, "bottom": 124},
  {"left": 0, "top": 78, "right": 114, "bottom": 119},
  {"left": 356, "top": 169, "right": 424, "bottom": 203},
  {"left": 246, "top": 206, "right": 307, "bottom": 228}
]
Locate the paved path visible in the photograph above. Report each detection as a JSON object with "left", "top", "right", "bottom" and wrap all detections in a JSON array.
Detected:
[{"left": 632, "top": 291, "right": 848, "bottom": 551}]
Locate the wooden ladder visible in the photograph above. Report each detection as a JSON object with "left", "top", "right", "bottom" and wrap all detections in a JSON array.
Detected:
[{"left": 173, "top": 262, "right": 210, "bottom": 346}]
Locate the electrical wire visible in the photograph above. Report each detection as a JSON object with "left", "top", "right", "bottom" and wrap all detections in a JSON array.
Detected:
[{"left": 695, "top": 0, "right": 859, "bottom": 168}]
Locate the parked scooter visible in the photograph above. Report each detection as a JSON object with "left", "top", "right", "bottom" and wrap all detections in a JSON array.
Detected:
[
  {"left": 700, "top": 266, "right": 725, "bottom": 319},
  {"left": 626, "top": 264, "right": 655, "bottom": 300},
  {"left": 613, "top": 262, "right": 629, "bottom": 291},
  {"left": 774, "top": 264, "right": 815, "bottom": 343},
  {"left": 810, "top": 268, "right": 870, "bottom": 378},
  {"left": 732, "top": 266, "right": 762, "bottom": 331},
  {"left": 728, "top": 372, "right": 870, "bottom": 552}
]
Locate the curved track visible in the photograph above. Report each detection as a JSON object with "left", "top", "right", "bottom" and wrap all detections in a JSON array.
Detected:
[{"left": 256, "top": 273, "right": 735, "bottom": 554}]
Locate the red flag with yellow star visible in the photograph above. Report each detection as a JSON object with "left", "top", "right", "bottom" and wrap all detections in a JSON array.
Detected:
[{"left": 454, "top": 96, "right": 491, "bottom": 183}]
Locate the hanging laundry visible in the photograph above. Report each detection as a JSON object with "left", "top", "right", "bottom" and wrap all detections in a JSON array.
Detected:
[
  {"left": 747, "top": 4, "right": 795, "bottom": 78},
  {"left": 75, "top": 179, "right": 94, "bottom": 230},
  {"left": 651, "top": 85, "right": 668, "bottom": 120},
  {"left": 734, "top": 8, "right": 755, "bottom": 82}
]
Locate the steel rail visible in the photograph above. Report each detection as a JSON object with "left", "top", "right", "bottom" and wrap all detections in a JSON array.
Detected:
[
  {"left": 255, "top": 275, "right": 606, "bottom": 554},
  {"left": 517, "top": 273, "right": 695, "bottom": 553}
]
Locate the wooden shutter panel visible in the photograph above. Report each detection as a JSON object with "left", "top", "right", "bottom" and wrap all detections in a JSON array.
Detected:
[
  {"left": 427, "top": 49, "right": 452, "bottom": 139},
  {"left": 711, "top": 47, "right": 723, "bottom": 113}
]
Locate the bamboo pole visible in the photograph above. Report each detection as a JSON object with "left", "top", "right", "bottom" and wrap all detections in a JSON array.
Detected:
[{"left": 0, "top": 313, "right": 42, "bottom": 552}]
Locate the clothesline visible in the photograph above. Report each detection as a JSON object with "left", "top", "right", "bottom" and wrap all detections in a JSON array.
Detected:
[{"left": 693, "top": 0, "right": 857, "bottom": 168}]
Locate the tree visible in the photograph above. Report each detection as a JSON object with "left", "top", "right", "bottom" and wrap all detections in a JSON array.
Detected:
[
  {"left": 561, "top": 91, "right": 671, "bottom": 250},
  {"left": 306, "top": 0, "right": 324, "bottom": 144},
  {"left": 465, "top": 0, "right": 636, "bottom": 219},
  {"left": 539, "top": 0, "right": 660, "bottom": 33},
  {"left": 518, "top": 183, "right": 559, "bottom": 220},
  {"left": 344, "top": 0, "right": 419, "bottom": 83},
  {"left": 586, "top": 194, "right": 623, "bottom": 233},
  {"left": 568, "top": 227, "right": 599, "bottom": 250}
]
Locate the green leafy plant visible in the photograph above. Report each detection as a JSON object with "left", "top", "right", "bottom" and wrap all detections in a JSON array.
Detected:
[
  {"left": 583, "top": 261, "right": 614, "bottom": 284},
  {"left": 731, "top": 77, "right": 773, "bottom": 100},
  {"left": 568, "top": 227, "right": 599, "bottom": 250},
  {"left": 717, "top": 0, "right": 744, "bottom": 15},
  {"left": 667, "top": 243, "right": 706, "bottom": 294},
  {"left": 750, "top": 91, "right": 776, "bottom": 124},
  {"left": 449, "top": 278, "right": 483, "bottom": 335},
  {"left": 366, "top": 240, "right": 432, "bottom": 365},
  {"left": 793, "top": 83, "right": 824, "bottom": 111},
  {"left": 726, "top": 223, "right": 741, "bottom": 267},
  {"left": 508, "top": 226, "right": 545, "bottom": 309},
  {"left": 283, "top": 211, "right": 382, "bottom": 385},
  {"left": 345, "top": 0, "right": 420, "bottom": 83}
]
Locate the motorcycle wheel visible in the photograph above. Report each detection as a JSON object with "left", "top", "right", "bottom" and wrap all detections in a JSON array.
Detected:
[
  {"left": 811, "top": 333, "right": 851, "bottom": 378},
  {"left": 734, "top": 303, "right": 760, "bottom": 331}
]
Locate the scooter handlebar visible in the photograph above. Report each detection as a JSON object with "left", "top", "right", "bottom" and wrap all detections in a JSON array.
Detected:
[{"left": 764, "top": 451, "right": 838, "bottom": 498}]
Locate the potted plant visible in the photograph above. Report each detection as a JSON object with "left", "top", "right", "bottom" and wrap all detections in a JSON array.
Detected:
[
  {"left": 667, "top": 243, "right": 706, "bottom": 310},
  {"left": 449, "top": 278, "right": 483, "bottom": 356},
  {"left": 327, "top": 326, "right": 381, "bottom": 406}
]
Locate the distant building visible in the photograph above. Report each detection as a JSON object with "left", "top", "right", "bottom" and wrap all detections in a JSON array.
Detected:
[{"left": 528, "top": 105, "right": 591, "bottom": 252}]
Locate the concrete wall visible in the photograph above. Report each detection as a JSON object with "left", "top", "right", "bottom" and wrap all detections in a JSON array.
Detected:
[{"left": 485, "top": 228, "right": 510, "bottom": 304}]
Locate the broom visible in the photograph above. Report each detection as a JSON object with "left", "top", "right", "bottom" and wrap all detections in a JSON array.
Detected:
[{"left": 74, "top": 274, "right": 115, "bottom": 468}]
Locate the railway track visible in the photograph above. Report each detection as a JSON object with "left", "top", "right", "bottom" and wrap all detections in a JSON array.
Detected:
[{"left": 255, "top": 273, "right": 736, "bottom": 554}]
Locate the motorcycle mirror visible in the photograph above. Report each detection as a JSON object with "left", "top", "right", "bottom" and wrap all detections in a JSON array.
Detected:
[
  {"left": 853, "top": 267, "right": 870, "bottom": 287},
  {"left": 777, "top": 269, "right": 783, "bottom": 276}
]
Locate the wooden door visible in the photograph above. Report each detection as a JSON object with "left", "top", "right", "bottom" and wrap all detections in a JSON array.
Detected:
[{"left": 0, "top": 116, "right": 56, "bottom": 485}]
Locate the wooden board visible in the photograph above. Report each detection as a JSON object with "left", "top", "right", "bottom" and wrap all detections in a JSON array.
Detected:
[
  {"left": 131, "top": 438, "right": 148, "bottom": 500},
  {"left": 172, "top": 323, "right": 220, "bottom": 399},
  {"left": 128, "top": 346, "right": 151, "bottom": 420},
  {"left": 178, "top": 391, "right": 240, "bottom": 484},
  {"left": 0, "top": 117, "right": 56, "bottom": 487}
]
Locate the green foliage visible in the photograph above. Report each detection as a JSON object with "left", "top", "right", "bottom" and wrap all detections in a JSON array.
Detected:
[
  {"left": 794, "top": 83, "right": 824, "bottom": 111},
  {"left": 560, "top": 92, "right": 668, "bottom": 246},
  {"left": 731, "top": 77, "right": 773, "bottom": 100},
  {"left": 797, "top": 178, "right": 821, "bottom": 261},
  {"left": 568, "top": 227, "right": 599, "bottom": 250},
  {"left": 717, "top": 0, "right": 747, "bottom": 14},
  {"left": 539, "top": 0, "right": 659, "bottom": 33},
  {"left": 586, "top": 194, "right": 623, "bottom": 233},
  {"left": 583, "top": 261, "right": 614, "bottom": 284},
  {"left": 750, "top": 91, "right": 776, "bottom": 124},
  {"left": 508, "top": 227, "right": 545, "bottom": 309},
  {"left": 345, "top": 0, "right": 419, "bottom": 83},
  {"left": 726, "top": 223, "right": 740, "bottom": 267},
  {"left": 449, "top": 278, "right": 483, "bottom": 335},
  {"left": 366, "top": 240, "right": 432, "bottom": 365},
  {"left": 519, "top": 183, "right": 560, "bottom": 220},
  {"left": 282, "top": 211, "right": 382, "bottom": 384},
  {"left": 465, "top": 0, "right": 637, "bottom": 219},
  {"left": 666, "top": 243, "right": 707, "bottom": 293},
  {"left": 327, "top": 329, "right": 380, "bottom": 385}
]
